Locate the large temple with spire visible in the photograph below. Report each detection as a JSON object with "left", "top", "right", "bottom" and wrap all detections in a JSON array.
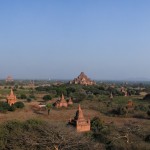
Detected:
[
  {"left": 69, "top": 105, "right": 90, "bottom": 132},
  {"left": 6, "top": 89, "right": 17, "bottom": 106},
  {"left": 6, "top": 76, "right": 14, "bottom": 82},
  {"left": 70, "top": 72, "right": 96, "bottom": 86}
]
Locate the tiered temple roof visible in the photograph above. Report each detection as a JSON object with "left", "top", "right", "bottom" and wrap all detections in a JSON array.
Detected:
[
  {"left": 70, "top": 72, "right": 96, "bottom": 86},
  {"left": 6, "top": 76, "right": 13, "bottom": 82}
]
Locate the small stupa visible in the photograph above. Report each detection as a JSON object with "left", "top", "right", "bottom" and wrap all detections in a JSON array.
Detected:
[
  {"left": 110, "top": 92, "right": 114, "bottom": 99},
  {"left": 127, "top": 100, "right": 134, "bottom": 108},
  {"left": 68, "top": 97, "right": 73, "bottom": 105}
]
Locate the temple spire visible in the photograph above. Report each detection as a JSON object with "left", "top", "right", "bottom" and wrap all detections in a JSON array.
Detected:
[
  {"left": 61, "top": 93, "right": 64, "bottom": 100},
  {"left": 10, "top": 88, "right": 14, "bottom": 95},
  {"left": 76, "top": 104, "right": 84, "bottom": 120}
]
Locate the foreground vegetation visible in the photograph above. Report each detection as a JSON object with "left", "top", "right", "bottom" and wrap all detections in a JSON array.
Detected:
[{"left": 0, "top": 119, "right": 103, "bottom": 150}]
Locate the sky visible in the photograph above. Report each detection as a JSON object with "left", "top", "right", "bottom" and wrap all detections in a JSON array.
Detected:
[{"left": 0, "top": 0, "right": 150, "bottom": 80}]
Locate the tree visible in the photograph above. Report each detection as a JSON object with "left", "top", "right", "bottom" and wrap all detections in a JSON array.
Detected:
[
  {"left": 46, "top": 103, "right": 52, "bottom": 115},
  {"left": 91, "top": 117, "right": 110, "bottom": 142}
]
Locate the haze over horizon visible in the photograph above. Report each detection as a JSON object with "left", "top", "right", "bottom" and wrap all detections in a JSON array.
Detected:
[{"left": 0, "top": 1, "right": 150, "bottom": 80}]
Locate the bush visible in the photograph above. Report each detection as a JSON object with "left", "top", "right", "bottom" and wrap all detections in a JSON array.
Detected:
[
  {"left": 14, "top": 102, "right": 25, "bottom": 108},
  {"left": 29, "top": 95, "right": 36, "bottom": 99},
  {"left": 133, "top": 113, "right": 146, "bottom": 119},
  {"left": 145, "top": 135, "right": 150, "bottom": 143},
  {"left": 110, "top": 106, "right": 128, "bottom": 116},
  {"left": 91, "top": 117, "right": 110, "bottom": 142},
  {"left": 147, "top": 110, "right": 150, "bottom": 116},
  {"left": 43, "top": 95, "right": 52, "bottom": 101},
  {"left": 20, "top": 94, "right": 27, "bottom": 99},
  {"left": 27, "top": 98, "right": 32, "bottom": 102},
  {"left": 143, "top": 94, "right": 150, "bottom": 100},
  {"left": 91, "top": 117, "right": 104, "bottom": 133},
  {"left": 8, "top": 105, "right": 16, "bottom": 111},
  {"left": 134, "top": 104, "right": 148, "bottom": 112},
  {"left": 0, "top": 102, "right": 10, "bottom": 112}
]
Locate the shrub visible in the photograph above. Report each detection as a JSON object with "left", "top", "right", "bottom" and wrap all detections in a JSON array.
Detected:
[
  {"left": 27, "top": 98, "right": 32, "bottom": 102},
  {"left": 8, "top": 105, "right": 16, "bottom": 111},
  {"left": 14, "top": 102, "right": 25, "bottom": 108},
  {"left": 43, "top": 95, "right": 52, "bottom": 101},
  {"left": 20, "top": 94, "right": 27, "bottom": 99},
  {"left": 110, "top": 106, "right": 128, "bottom": 116},
  {"left": 143, "top": 94, "right": 150, "bottom": 100},
  {"left": 145, "top": 135, "right": 150, "bottom": 143},
  {"left": 91, "top": 117, "right": 104, "bottom": 133},
  {"left": 91, "top": 117, "right": 110, "bottom": 142},
  {"left": 133, "top": 113, "right": 146, "bottom": 119},
  {"left": 29, "top": 95, "right": 36, "bottom": 99},
  {"left": 147, "top": 110, "right": 150, "bottom": 116},
  {"left": 0, "top": 102, "right": 10, "bottom": 112},
  {"left": 134, "top": 104, "right": 148, "bottom": 112}
]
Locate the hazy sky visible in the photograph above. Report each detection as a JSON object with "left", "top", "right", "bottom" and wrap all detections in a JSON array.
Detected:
[{"left": 0, "top": 0, "right": 150, "bottom": 80}]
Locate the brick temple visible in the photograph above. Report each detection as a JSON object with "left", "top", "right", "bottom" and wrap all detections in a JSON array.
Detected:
[
  {"left": 68, "top": 97, "right": 73, "bottom": 105},
  {"left": 120, "top": 87, "right": 128, "bottom": 96},
  {"left": 6, "top": 89, "right": 17, "bottom": 106},
  {"left": 54, "top": 94, "right": 74, "bottom": 108},
  {"left": 69, "top": 105, "right": 90, "bottom": 132},
  {"left": 54, "top": 94, "right": 68, "bottom": 108},
  {"left": 6, "top": 76, "right": 13, "bottom": 82},
  {"left": 70, "top": 72, "right": 96, "bottom": 86}
]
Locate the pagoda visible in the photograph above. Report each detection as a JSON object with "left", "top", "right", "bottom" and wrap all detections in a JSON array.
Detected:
[
  {"left": 110, "top": 92, "right": 114, "bottom": 99},
  {"left": 6, "top": 89, "right": 17, "bottom": 106},
  {"left": 68, "top": 97, "right": 73, "bottom": 105},
  {"left": 70, "top": 72, "right": 96, "bottom": 86},
  {"left": 127, "top": 100, "right": 134, "bottom": 108},
  {"left": 54, "top": 94, "right": 68, "bottom": 108},
  {"left": 6, "top": 76, "right": 13, "bottom": 82},
  {"left": 120, "top": 87, "right": 128, "bottom": 96},
  {"left": 69, "top": 105, "right": 90, "bottom": 132}
]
